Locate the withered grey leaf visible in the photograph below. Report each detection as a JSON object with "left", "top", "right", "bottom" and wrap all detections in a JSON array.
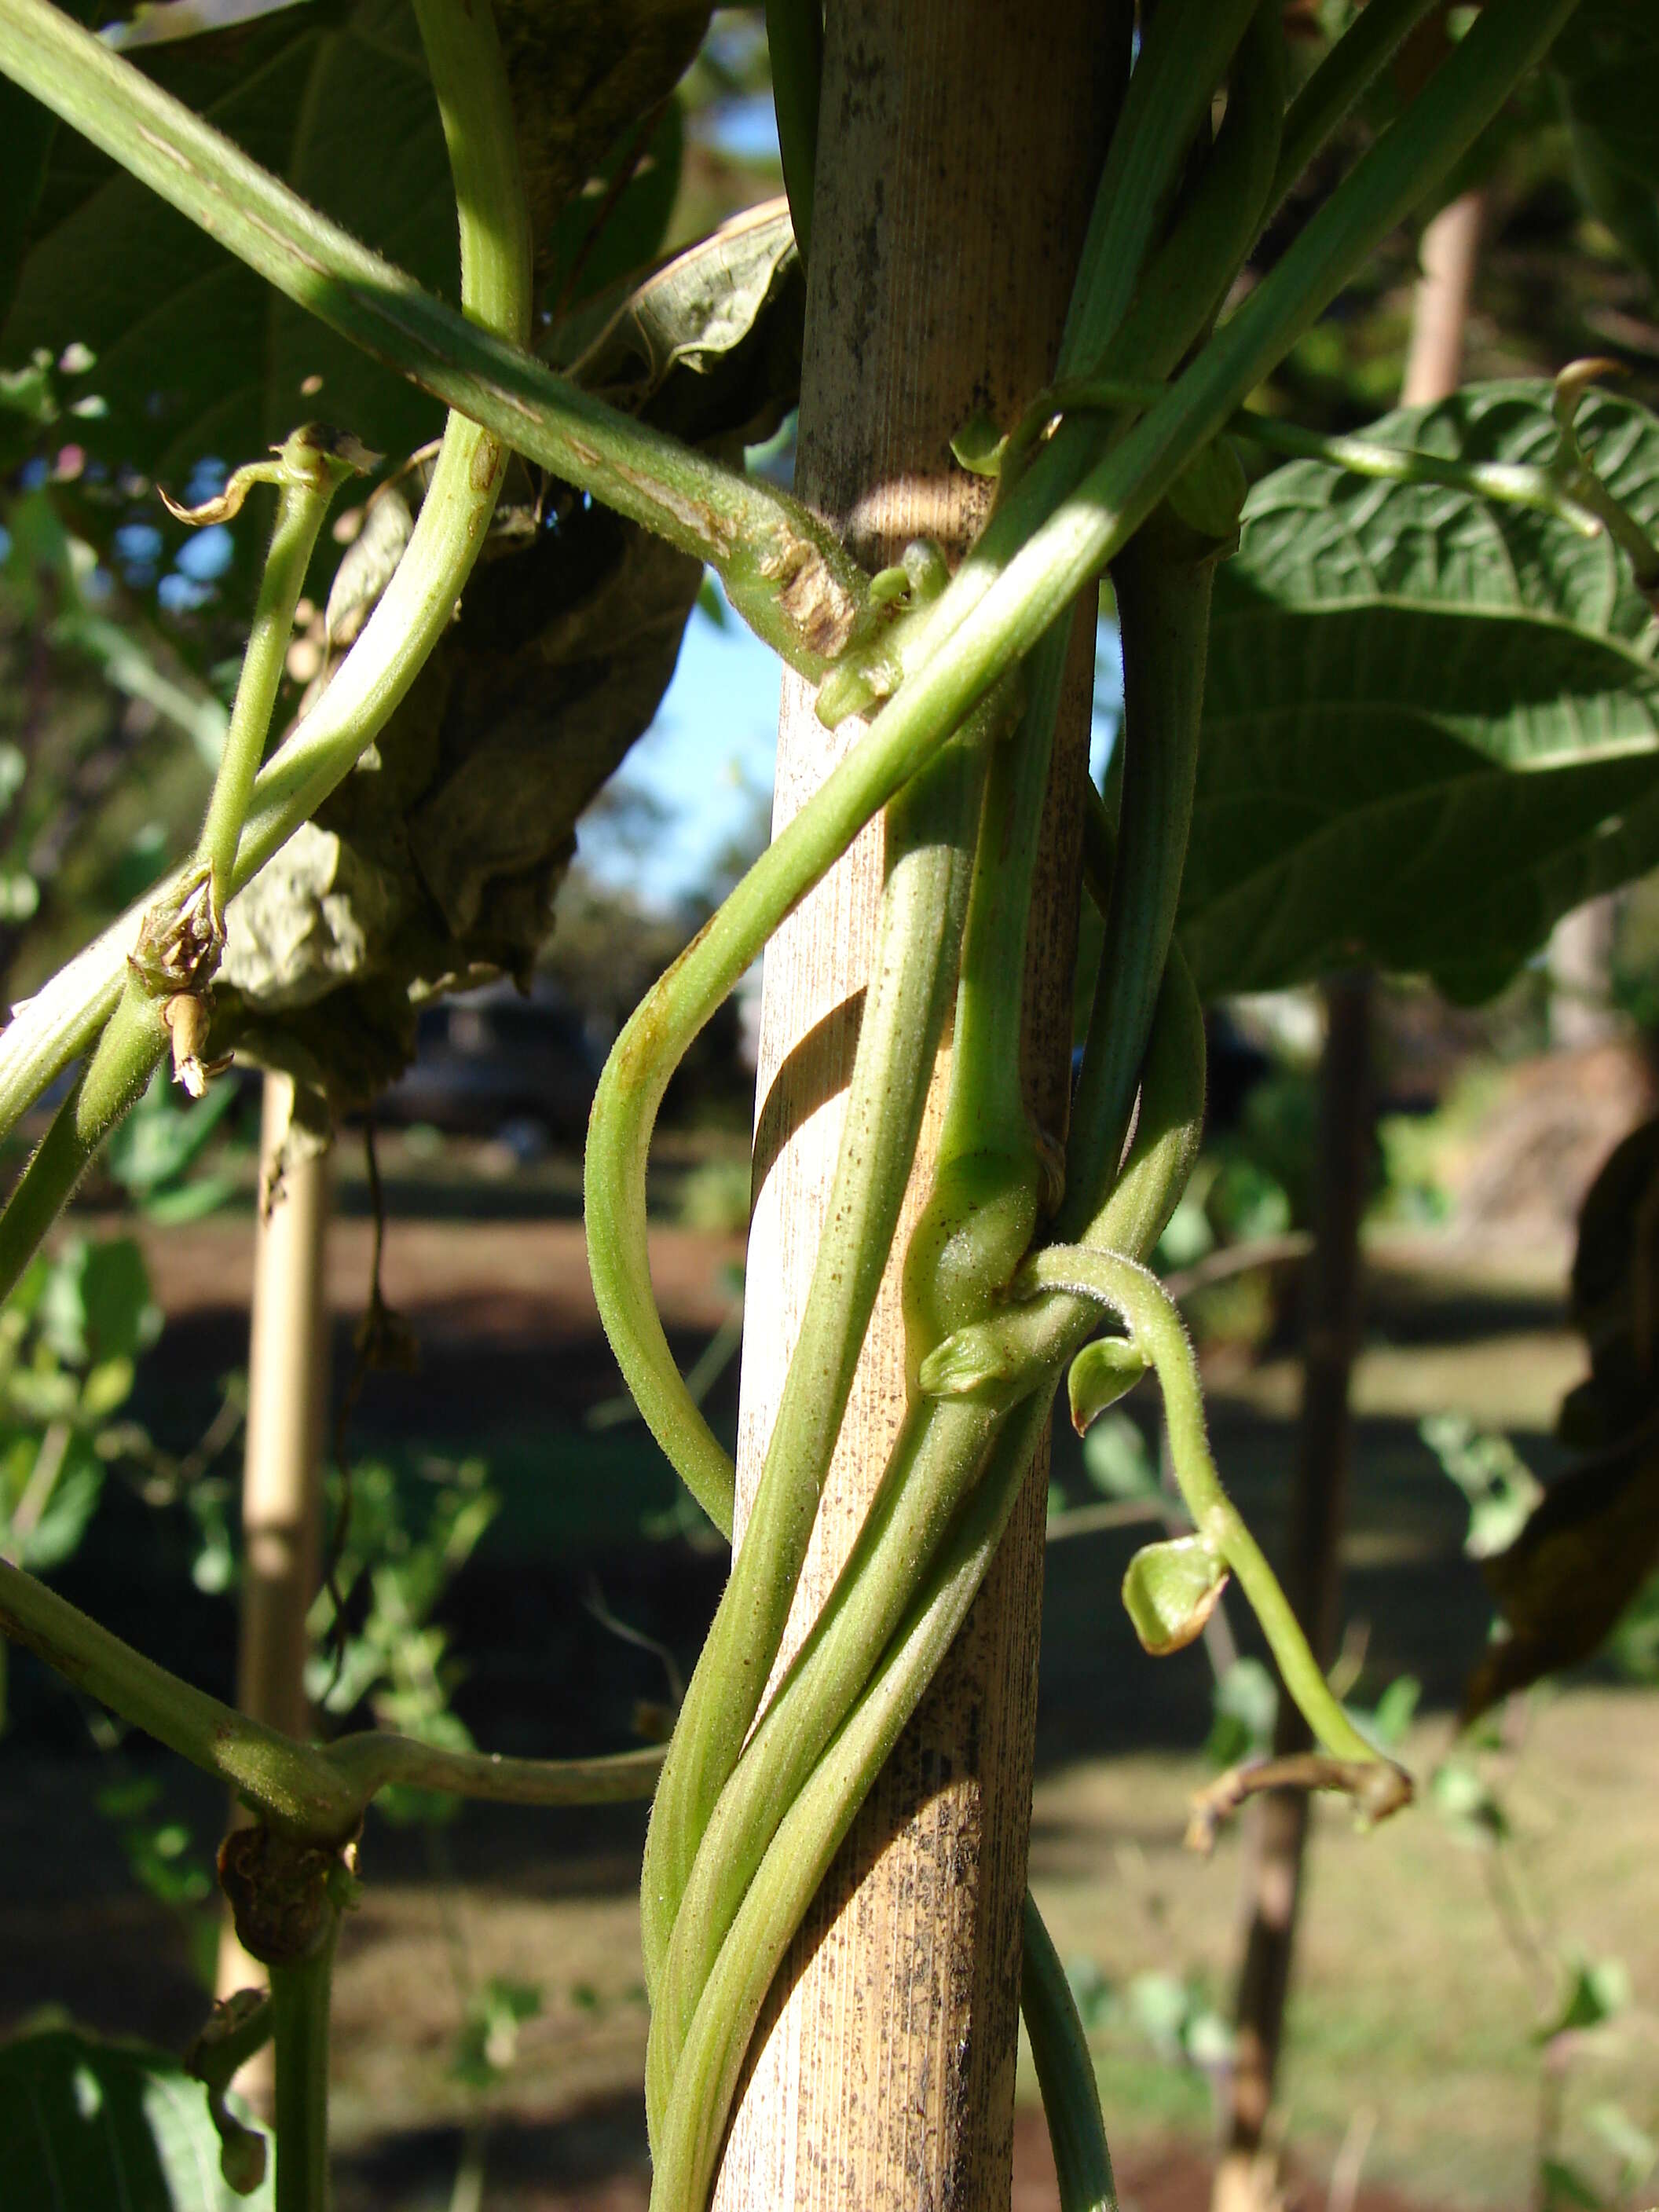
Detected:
[
  {"left": 571, "top": 200, "right": 799, "bottom": 417},
  {"left": 217, "top": 203, "right": 804, "bottom": 1127}
]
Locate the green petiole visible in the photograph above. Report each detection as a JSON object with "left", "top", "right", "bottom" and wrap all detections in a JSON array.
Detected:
[
  {"left": 1043, "top": 374, "right": 1636, "bottom": 547},
  {"left": 270, "top": 1935, "right": 338, "bottom": 2212},
  {"left": 1057, "top": 0, "right": 1262, "bottom": 375},
  {"left": 1023, "top": 1888, "right": 1119, "bottom": 2212},
  {"left": 765, "top": 0, "right": 823, "bottom": 271},
  {"left": 1269, "top": 0, "right": 1444, "bottom": 218}
]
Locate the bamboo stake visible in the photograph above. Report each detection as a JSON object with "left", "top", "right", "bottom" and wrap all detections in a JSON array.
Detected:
[
  {"left": 712, "top": 5, "right": 1115, "bottom": 2203},
  {"left": 215, "top": 1075, "right": 331, "bottom": 2086}
]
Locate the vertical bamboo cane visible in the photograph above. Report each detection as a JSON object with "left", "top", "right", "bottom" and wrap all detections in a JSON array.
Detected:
[
  {"left": 712, "top": 7, "right": 1115, "bottom": 2205},
  {"left": 215, "top": 1074, "right": 331, "bottom": 2053}
]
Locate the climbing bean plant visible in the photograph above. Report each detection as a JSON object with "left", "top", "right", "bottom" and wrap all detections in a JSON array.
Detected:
[{"left": 0, "top": 0, "right": 1657, "bottom": 2207}]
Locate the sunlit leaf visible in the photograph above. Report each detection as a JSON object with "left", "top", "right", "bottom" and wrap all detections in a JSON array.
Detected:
[
  {"left": 1185, "top": 383, "right": 1659, "bottom": 1004},
  {"left": 1205, "top": 1654, "right": 1278, "bottom": 1769},
  {"left": 1362, "top": 1673, "right": 1421, "bottom": 1751},
  {"left": 1420, "top": 1413, "right": 1544, "bottom": 1558},
  {"left": 38, "top": 1235, "right": 159, "bottom": 1368},
  {"left": 1537, "top": 1954, "right": 1631, "bottom": 2044},
  {"left": 1429, "top": 1756, "right": 1510, "bottom": 1848},
  {"left": 1081, "top": 1408, "right": 1159, "bottom": 1501}
]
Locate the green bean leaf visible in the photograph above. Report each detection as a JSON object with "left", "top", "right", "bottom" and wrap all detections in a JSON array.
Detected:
[
  {"left": 3, "top": 0, "right": 458, "bottom": 490},
  {"left": 1122, "top": 1533, "right": 1228, "bottom": 1656},
  {"left": 1184, "top": 383, "right": 1659, "bottom": 1005},
  {"left": 1066, "top": 1336, "right": 1150, "bottom": 1433}
]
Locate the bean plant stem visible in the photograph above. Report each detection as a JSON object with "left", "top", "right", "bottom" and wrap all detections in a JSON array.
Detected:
[
  {"left": 0, "top": 0, "right": 664, "bottom": 1855},
  {"left": 765, "top": 0, "right": 822, "bottom": 269},
  {"left": 1022, "top": 1889, "right": 1117, "bottom": 2212},
  {"left": 637, "top": 723, "right": 991, "bottom": 2016},
  {"left": 1062, "top": 535, "right": 1214, "bottom": 1236},
  {"left": 1057, "top": 0, "right": 1260, "bottom": 372},
  {"left": 618, "top": 13, "right": 1574, "bottom": 2174},
  {"left": 196, "top": 441, "right": 357, "bottom": 891},
  {"left": 1086, "top": 0, "right": 1286, "bottom": 395},
  {"left": 1270, "top": 0, "right": 1445, "bottom": 214},
  {"left": 650, "top": 965, "right": 1207, "bottom": 2212},
  {"left": 271, "top": 1938, "right": 338, "bottom": 2212},
  {"left": 1055, "top": 374, "right": 1618, "bottom": 538},
  {"left": 588, "top": 0, "right": 1577, "bottom": 1585},
  {"left": 0, "top": 0, "right": 533, "bottom": 1147},
  {"left": 879, "top": 0, "right": 1584, "bottom": 712}
]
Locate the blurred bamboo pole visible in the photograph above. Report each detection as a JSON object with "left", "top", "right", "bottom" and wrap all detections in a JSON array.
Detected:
[
  {"left": 710, "top": 4, "right": 1115, "bottom": 2202},
  {"left": 214, "top": 1073, "right": 331, "bottom": 2092}
]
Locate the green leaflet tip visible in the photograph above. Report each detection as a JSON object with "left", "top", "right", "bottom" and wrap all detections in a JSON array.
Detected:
[
  {"left": 1067, "top": 1335, "right": 1149, "bottom": 1433},
  {"left": 1122, "top": 1534, "right": 1228, "bottom": 1656}
]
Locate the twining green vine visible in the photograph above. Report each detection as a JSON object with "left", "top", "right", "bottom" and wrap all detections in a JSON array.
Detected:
[
  {"left": 0, "top": 2, "right": 665, "bottom": 2206},
  {"left": 765, "top": 0, "right": 823, "bottom": 272},
  {"left": 0, "top": 0, "right": 540, "bottom": 1144},
  {"left": 592, "top": 8, "right": 1591, "bottom": 2203},
  {"left": 0, "top": 0, "right": 866, "bottom": 676},
  {"left": 639, "top": 693, "right": 997, "bottom": 1978},
  {"left": 922, "top": 1243, "right": 1409, "bottom": 1798},
  {"left": 0, "top": 0, "right": 1612, "bottom": 2207},
  {"left": 1022, "top": 1888, "right": 1118, "bottom": 2212}
]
